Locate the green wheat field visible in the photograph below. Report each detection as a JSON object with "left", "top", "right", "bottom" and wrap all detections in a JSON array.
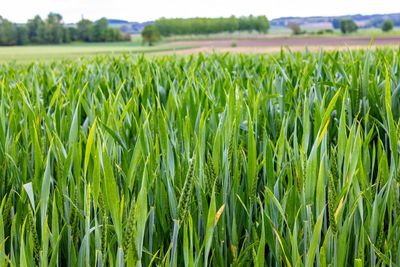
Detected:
[{"left": 1, "top": 49, "right": 400, "bottom": 266}]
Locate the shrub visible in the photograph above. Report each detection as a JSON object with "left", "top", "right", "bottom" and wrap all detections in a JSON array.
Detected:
[
  {"left": 287, "top": 22, "right": 303, "bottom": 35},
  {"left": 340, "top": 19, "right": 358, "bottom": 34},
  {"left": 382, "top": 19, "right": 394, "bottom": 32},
  {"left": 141, "top": 25, "right": 161, "bottom": 46}
]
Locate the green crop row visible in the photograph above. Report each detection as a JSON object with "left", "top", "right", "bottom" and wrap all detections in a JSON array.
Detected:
[{"left": 0, "top": 49, "right": 399, "bottom": 266}]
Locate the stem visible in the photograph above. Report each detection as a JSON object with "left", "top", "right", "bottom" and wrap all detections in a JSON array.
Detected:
[
  {"left": 334, "top": 234, "right": 337, "bottom": 267},
  {"left": 170, "top": 220, "right": 180, "bottom": 267}
]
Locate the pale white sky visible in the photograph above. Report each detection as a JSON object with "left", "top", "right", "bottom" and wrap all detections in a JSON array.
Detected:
[{"left": 1, "top": 0, "right": 399, "bottom": 23}]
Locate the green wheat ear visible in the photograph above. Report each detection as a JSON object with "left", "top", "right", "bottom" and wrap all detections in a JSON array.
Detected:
[
  {"left": 177, "top": 155, "right": 196, "bottom": 222},
  {"left": 2, "top": 193, "right": 13, "bottom": 237},
  {"left": 123, "top": 200, "right": 138, "bottom": 263},
  {"left": 357, "top": 229, "right": 365, "bottom": 264},
  {"left": 1, "top": 50, "right": 400, "bottom": 266},
  {"left": 205, "top": 152, "right": 219, "bottom": 195},
  {"left": 330, "top": 148, "right": 339, "bottom": 188},
  {"left": 376, "top": 223, "right": 385, "bottom": 251},
  {"left": 28, "top": 209, "right": 40, "bottom": 265},
  {"left": 249, "top": 173, "right": 259, "bottom": 204},
  {"left": 98, "top": 192, "right": 108, "bottom": 265},
  {"left": 328, "top": 171, "right": 337, "bottom": 235}
]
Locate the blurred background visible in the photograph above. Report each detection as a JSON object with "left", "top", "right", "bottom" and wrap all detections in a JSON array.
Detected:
[{"left": 0, "top": 0, "right": 399, "bottom": 61}]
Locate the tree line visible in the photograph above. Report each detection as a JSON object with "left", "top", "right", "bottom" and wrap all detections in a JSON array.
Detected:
[
  {"left": 332, "top": 18, "right": 395, "bottom": 33},
  {"left": 0, "top": 13, "right": 130, "bottom": 46},
  {"left": 153, "top": 15, "right": 270, "bottom": 36}
]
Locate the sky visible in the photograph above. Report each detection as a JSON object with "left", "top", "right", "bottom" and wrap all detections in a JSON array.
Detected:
[{"left": 1, "top": 0, "right": 399, "bottom": 23}]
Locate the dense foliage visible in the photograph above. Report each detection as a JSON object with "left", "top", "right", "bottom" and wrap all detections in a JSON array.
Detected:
[
  {"left": 0, "top": 14, "right": 130, "bottom": 46},
  {"left": 0, "top": 50, "right": 400, "bottom": 266},
  {"left": 141, "top": 25, "right": 161, "bottom": 46},
  {"left": 340, "top": 19, "right": 358, "bottom": 34},
  {"left": 286, "top": 22, "right": 303, "bottom": 35},
  {"left": 368, "top": 16, "right": 400, "bottom": 28},
  {"left": 154, "top": 15, "right": 269, "bottom": 36},
  {"left": 382, "top": 19, "right": 394, "bottom": 32}
]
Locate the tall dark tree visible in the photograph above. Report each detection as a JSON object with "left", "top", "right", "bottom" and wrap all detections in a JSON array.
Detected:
[
  {"left": 62, "top": 27, "right": 71, "bottom": 43},
  {"left": 77, "top": 19, "right": 93, "bottom": 41},
  {"left": 254, "top": 16, "right": 270, "bottom": 33},
  {"left": 68, "top": 27, "right": 79, "bottom": 41},
  {"left": 0, "top": 17, "right": 17, "bottom": 45},
  {"left": 340, "top": 19, "right": 358, "bottom": 34},
  {"left": 141, "top": 25, "right": 160, "bottom": 46},
  {"left": 93, "top": 18, "right": 109, "bottom": 42},
  {"left": 27, "top": 15, "right": 46, "bottom": 43},
  {"left": 45, "top": 13, "right": 64, "bottom": 43},
  {"left": 238, "top": 16, "right": 253, "bottom": 32},
  {"left": 382, "top": 19, "right": 394, "bottom": 32},
  {"left": 16, "top": 25, "right": 29, "bottom": 45}
]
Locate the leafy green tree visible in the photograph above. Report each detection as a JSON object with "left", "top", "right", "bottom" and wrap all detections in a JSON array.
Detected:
[
  {"left": 382, "top": 19, "right": 394, "bottom": 32},
  {"left": 16, "top": 25, "right": 29, "bottom": 45},
  {"left": 141, "top": 25, "right": 161, "bottom": 46},
  {"left": 77, "top": 19, "right": 93, "bottom": 41},
  {"left": 0, "top": 13, "right": 129, "bottom": 45},
  {"left": 254, "top": 16, "right": 270, "bottom": 33},
  {"left": 0, "top": 17, "right": 17, "bottom": 45},
  {"left": 45, "top": 13, "right": 64, "bottom": 43},
  {"left": 104, "top": 28, "right": 116, "bottom": 41},
  {"left": 93, "top": 18, "right": 109, "bottom": 42},
  {"left": 68, "top": 27, "right": 79, "bottom": 41},
  {"left": 340, "top": 19, "right": 358, "bottom": 34},
  {"left": 62, "top": 27, "right": 71, "bottom": 43},
  {"left": 238, "top": 16, "right": 253, "bottom": 32},
  {"left": 155, "top": 15, "right": 269, "bottom": 36},
  {"left": 287, "top": 22, "right": 302, "bottom": 35},
  {"left": 107, "top": 28, "right": 130, "bottom": 42},
  {"left": 27, "top": 15, "right": 46, "bottom": 43},
  {"left": 226, "top": 15, "right": 239, "bottom": 33}
]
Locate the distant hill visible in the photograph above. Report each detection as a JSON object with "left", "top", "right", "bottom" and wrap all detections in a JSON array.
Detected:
[
  {"left": 108, "top": 19, "right": 129, "bottom": 24},
  {"left": 108, "top": 19, "right": 153, "bottom": 34},
  {"left": 271, "top": 13, "right": 400, "bottom": 29}
]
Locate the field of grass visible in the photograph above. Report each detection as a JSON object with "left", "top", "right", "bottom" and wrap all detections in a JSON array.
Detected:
[
  {"left": 1, "top": 49, "right": 400, "bottom": 266},
  {"left": 0, "top": 41, "right": 192, "bottom": 62},
  {"left": 163, "top": 27, "right": 400, "bottom": 40},
  {"left": 1, "top": 28, "right": 399, "bottom": 63}
]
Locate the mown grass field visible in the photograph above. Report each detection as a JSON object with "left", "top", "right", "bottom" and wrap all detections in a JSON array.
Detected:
[
  {"left": 0, "top": 49, "right": 400, "bottom": 266},
  {"left": 0, "top": 41, "right": 192, "bottom": 62}
]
